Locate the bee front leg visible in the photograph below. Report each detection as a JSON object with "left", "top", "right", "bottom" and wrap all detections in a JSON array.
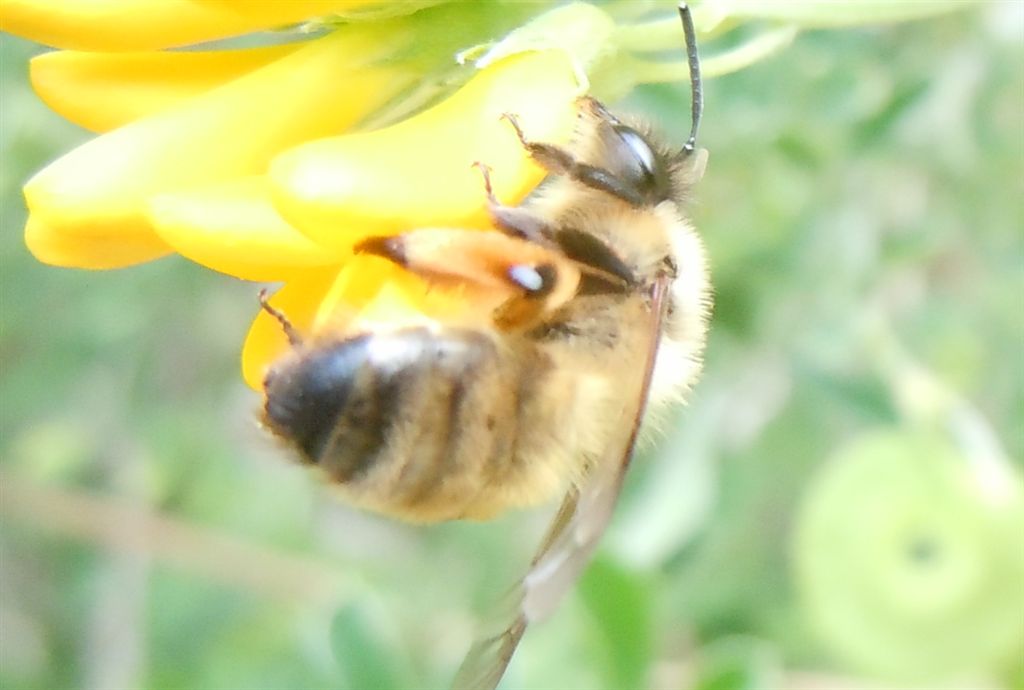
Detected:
[
  {"left": 501, "top": 112, "right": 644, "bottom": 207},
  {"left": 471, "top": 161, "right": 553, "bottom": 245}
]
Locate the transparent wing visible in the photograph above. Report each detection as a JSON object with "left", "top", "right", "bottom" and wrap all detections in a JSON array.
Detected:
[{"left": 451, "top": 276, "right": 672, "bottom": 690}]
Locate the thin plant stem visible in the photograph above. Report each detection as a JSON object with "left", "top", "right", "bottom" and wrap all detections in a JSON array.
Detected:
[{"left": 633, "top": 25, "right": 798, "bottom": 83}]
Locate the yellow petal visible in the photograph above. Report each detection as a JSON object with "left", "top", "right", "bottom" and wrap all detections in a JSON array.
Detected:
[
  {"left": 31, "top": 44, "right": 301, "bottom": 133},
  {"left": 311, "top": 255, "right": 403, "bottom": 334},
  {"left": 338, "top": 269, "right": 499, "bottom": 332},
  {"left": 148, "top": 177, "right": 338, "bottom": 282},
  {"left": 240, "top": 269, "right": 339, "bottom": 391},
  {"left": 269, "top": 50, "right": 580, "bottom": 251},
  {"left": 23, "top": 25, "right": 417, "bottom": 269},
  {"left": 24, "top": 215, "right": 169, "bottom": 269},
  {"left": 310, "top": 254, "right": 459, "bottom": 334},
  {"left": 0, "top": 0, "right": 380, "bottom": 51}
]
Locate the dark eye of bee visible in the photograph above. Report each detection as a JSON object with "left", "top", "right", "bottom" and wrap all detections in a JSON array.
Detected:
[{"left": 607, "top": 124, "right": 669, "bottom": 200}]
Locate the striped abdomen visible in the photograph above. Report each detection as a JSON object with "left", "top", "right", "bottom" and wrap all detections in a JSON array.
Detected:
[{"left": 261, "top": 327, "right": 581, "bottom": 522}]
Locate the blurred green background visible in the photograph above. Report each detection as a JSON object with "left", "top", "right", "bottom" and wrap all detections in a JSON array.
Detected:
[{"left": 1, "top": 3, "right": 1022, "bottom": 689}]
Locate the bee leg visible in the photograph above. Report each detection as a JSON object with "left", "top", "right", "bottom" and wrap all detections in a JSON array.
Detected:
[
  {"left": 355, "top": 230, "right": 573, "bottom": 296},
  {"left": 355, "top": 229, "right": 581, "bottom": 330},
  {"left": 258, "top": 288, "right": 302, "bottom": 346},
  {"left": 501, "top": 113, "right": 644, "bottom": 207},
  {"left": 491, "top": 290, "right": 553, "bottom": 331},
  {"left": 471, "top": 161, "right": 554, "bottom": 245}
]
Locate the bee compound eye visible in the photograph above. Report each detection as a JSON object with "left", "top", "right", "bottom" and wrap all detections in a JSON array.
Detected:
[
  {"left": 602, "top": 123, "right": 673, "bottom": 202},
  {"left": 611, "top": 125, "right": 657, "bottom": 182}
]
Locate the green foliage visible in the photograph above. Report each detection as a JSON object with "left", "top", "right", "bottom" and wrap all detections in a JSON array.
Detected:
[
  {"left": 578, "top": 556, "right": 654, "bottom": 689},
  {"left": 331, "top": 604, "right": 414, "bottom": 690},
  {"left": 690, "top": 637, "right": 782, "bottom": 690},
  {"left": 795, "top": 431, "right": 1024, "bottom": 681},
  {"left": 1, "top": 3, "right": 1021, "bottom": 690}
]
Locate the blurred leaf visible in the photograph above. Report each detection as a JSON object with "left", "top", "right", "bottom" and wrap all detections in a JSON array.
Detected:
[
  {"left": 691, "top": 637, "right": 782, "bottom": 690},
  {"left": 578, "top": 555, "right": 653, "bottom": 690},
  {"left": 800, "top": 366, "right": 897, "bottom": 424},
  {"left": 330, "top": 603, "right": 411, "bottom": 690},
  {"left": 852, "top": 77, "right": 929, "bottom": 146},
  {"left": 719, "top": 1, "right": 975, "bottom": 27},
  {"left": 702, "top": 26, "right": 798, "bottom": 78},
  {"left": 794, "top": 429, "right": 1024, "bottom": 681}
]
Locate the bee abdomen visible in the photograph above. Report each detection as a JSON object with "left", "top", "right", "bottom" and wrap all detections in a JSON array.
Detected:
[
  {"left": 261, "top": 333, "right": 377, "bottom": 477},
  {"left": 262, "top": 327, "right": 517, "bottom": 508}
]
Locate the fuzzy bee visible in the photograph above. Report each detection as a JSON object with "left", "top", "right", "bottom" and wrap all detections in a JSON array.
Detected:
[{"left": 257, "top": 4, "right": 709, "bottom": 687}]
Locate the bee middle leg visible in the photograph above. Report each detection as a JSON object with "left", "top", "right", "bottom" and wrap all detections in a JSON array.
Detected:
[
  {"left": 257, "top": 288, "right": 302, "bottom": 346},
  {"left": 501, "top": 112, "right": 644, "bottom": 207}
]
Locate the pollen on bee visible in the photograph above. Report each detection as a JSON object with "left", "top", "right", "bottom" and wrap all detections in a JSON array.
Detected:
[{"left": 507, "top": 263, "right": 557, "bottom": 296}]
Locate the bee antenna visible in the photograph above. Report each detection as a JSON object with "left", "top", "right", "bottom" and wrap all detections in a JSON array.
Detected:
[
  {"left": 678, "top": 2, "right": 703, "bottom": 155},
  {"left": 258, "top": 288, "right": 302, "bottom": 346}
]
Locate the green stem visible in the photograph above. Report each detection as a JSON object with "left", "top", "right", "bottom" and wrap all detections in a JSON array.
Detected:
[
  {"left": 615, "top": 4, "right": 733, "bottom": 53},
  {"left": 721, "top": 0, "right": 975, "bottom": 27},
  {"left": 633, "top": 25, "right": 798, "bottom": 82}
]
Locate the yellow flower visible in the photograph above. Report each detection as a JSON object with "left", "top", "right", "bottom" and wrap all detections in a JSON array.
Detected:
[
  {"left": 0, "top": 0, "right": 378, "bottom": 52},
  {"left": 5, "top": 0, "right": 582, "bottom": 390},
  {"left": 222, "top": 49, "right": 580, "bottom": 389},
  {"left": 20, "top": 18, "right": 425, "bottom": 269}
]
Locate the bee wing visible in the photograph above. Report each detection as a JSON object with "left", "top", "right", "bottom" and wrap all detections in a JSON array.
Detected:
[
  {"left": 450, "top": 490, "right": 578, "bottom": 690},
  {"left": 452, "top": 276, "right": 672, "bottom": 690}
]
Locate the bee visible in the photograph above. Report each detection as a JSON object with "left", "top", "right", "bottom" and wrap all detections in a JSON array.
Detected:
[{"left": 258, "top": 4, "right": 708, "bottom": 687}]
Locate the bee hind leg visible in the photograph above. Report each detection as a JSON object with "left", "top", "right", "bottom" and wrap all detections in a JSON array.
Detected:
[
  {"left": 355, "top": 229, "right": 581, "bottom": 331},
  {"left": 501, "top": 112, "right": 644, "bottom": 207}
]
